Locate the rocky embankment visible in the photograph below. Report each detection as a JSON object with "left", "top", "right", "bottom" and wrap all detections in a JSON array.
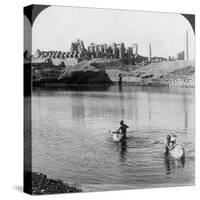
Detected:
[
  {"left": 106, "top": 60, "right": 195, "bottom": 87},
  {"left": 32, "top": 58, "right": 115, "bottom": 85},
  {"left": 31, "top": 58, "right": 195, "bottom": 87},
  {"left": 25, "top": 171, "right": 81, "bottom": 195},
  {"left": 166, "top": 65, "right": 195, "bottom": 87}
]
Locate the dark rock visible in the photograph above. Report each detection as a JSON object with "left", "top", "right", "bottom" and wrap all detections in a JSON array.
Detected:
[{"left": 25, "top": 171, "right": 82, "bottom": 195}]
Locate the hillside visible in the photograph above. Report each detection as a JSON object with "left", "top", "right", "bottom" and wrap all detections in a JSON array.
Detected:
[
  {"left": 133, "top": 60, "right": 194, "bottom": 79},
  {"left": 106, "top": 60, "right": 195, "bottom": 87}
]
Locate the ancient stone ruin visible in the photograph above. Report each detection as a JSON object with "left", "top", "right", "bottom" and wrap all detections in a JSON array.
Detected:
[{"left": 33, "top": 39, "right": 167, "bottom": 66}]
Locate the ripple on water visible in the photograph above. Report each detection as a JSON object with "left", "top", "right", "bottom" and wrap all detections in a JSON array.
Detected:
[
  {"left": 105, "top": 128, "right": 195, "bottom": 165},
  {"left": 32, "top": 86, "right": 195, "bottom": 191},
  {"left": 106, "top": 129, "right": 170, "bottom": 149}
]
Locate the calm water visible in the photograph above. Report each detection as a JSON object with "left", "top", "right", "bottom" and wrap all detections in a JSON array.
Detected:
[{"left": 31, "top": 85, "right": 195, "bottom": 191}]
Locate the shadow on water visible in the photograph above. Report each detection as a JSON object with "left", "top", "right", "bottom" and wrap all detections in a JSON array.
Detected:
[
  {"left": 164, "top": 153, "right": 185, "bottom": 174},
  {"left": 33, "top": 84, "right": 111, "bottom": 92},
  {"left": 118, "top": 139, "right": 127, "bottom": 162},
  {"left": 105, "top": 136, "right": 128, "bottom": 162},
  {"left": 118, "top": 85, "right": 122, "bottom": 93}
]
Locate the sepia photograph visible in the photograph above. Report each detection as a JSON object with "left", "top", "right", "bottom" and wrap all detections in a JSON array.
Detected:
[{"left": 24, "top": 5, "right": 195, "bottom": 195}]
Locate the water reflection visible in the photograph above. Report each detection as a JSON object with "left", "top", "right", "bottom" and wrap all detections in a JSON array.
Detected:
[
  {"left": 119, "top": 86, "right": 125, "bottom": 118},
  {"left": 119, "top": 140, "right": 128, "bottom": 162},
  {"left": 33, "top": 84, "right": 111, "bottom": 92},
  {"left": 164, "top": 153, "right": 185, "bottom": 174},
  {"left": 147, "top": 93, "right": 152, "bottom": 129},
  {"left": 72, "top": 93, "right": 85, "bottom": 120},
  {"left": 118, "top": 85, "right": 122, "bottom": 93},
  {"left": 182, "top": 93, "right": 189, "bottom": 130}
]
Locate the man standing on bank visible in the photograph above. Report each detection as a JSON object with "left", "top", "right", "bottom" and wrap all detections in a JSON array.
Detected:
[{"left": 117, "top": 120, "right": 129, "bottom": 139}]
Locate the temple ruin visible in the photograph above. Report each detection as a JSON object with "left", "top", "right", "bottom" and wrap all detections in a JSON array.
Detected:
[
  {"left": 87, "top": 42, "right": 136, "bottom": 64},
  {"left": 34, "top": 39, "right": 171, "bottom": 66},
  {"left": 35, "top": 39, "right": 141, "bottom": 65}
]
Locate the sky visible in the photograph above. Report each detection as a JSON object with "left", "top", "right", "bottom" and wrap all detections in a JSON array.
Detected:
[{"left": 30, "top": 6, "right": 195, "bottom": 60}]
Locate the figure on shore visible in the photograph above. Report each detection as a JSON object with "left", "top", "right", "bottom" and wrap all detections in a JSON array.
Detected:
[
  {"left": 118, "top": 73, "right": 122, "bottom": 86},
  {"left": 117, "top": 120, "right": 129, "bottom": 139}
]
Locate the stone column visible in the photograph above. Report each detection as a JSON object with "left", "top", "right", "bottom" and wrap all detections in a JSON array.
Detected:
[
  {"left": 91, "top": 46, "right": 95, "bottom": 53},
  {"left": 113, "top": 43, "right": 117, "bottom": 58},
  {"left": 127, "top": 47, "right": 133, "bottom": 64},
  {"left": 149, "top": 43, "right": 152, "bottom": 62},
  {"left": 73, "top": 51, "right": 77, "bottom": 58},
  {"left": 132, "top": 43, "right": 138, "bottom": 55},
  {"left": 104, "top": 44, "right": 107, "bottom": 53},
  {"left": 94, "top": 45, "right": 98, "bottom": 53},
  {"left": 119, "top": 43, "right": 125, "bottom": 62},
  {"left": 99, "top": 45, "right": 103, "bottom": 52}
]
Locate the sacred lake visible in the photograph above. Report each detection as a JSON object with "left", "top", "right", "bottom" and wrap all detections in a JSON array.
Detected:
[{"left": 28, "top": 85, "right": 195, "bottom": 192}]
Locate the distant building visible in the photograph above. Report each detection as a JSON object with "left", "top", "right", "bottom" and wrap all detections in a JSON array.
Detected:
[
  {"left": 33, "top": 49, "right": 41, "bottom": 58},
  {"left": 177, "top": 51, "right": 185, "bottom": 60},
  {"left": 33, "top": 39, "right": 168, "bottom": 66},
  {"left": 151, "top": 57, "right": 167, "bottom": 63},
  {"left": 70, "top": 39, "right": 87, "bottom": 58},
  {"left": 87, "top": 42, "right": 127, "bottom": 62},
  {"left": 132, "top": 43, "right": 138, "bottom": 55},
  {"left": 87, "top": 42, "right": 136, "bottom": 64},
  {"left": 134, "top": 54, "right": 148, "bottom": 65}
]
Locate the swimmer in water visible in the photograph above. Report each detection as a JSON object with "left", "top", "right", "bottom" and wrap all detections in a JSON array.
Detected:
[{"left": 117, "top": 120, "right": 129, "bottom": 139}]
